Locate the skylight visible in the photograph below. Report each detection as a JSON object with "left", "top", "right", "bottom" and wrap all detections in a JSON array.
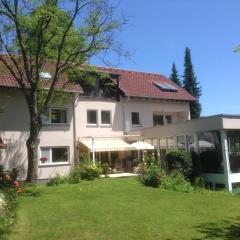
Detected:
[
  {"left": 40, "top": 71, "right": 52, "bottom": 79},
  {"left": 153, "top": 82, "right": 178, "bottom": 92}
]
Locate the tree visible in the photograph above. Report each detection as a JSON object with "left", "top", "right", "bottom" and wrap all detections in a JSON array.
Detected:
[
  {"left": 182, "top": 47, "right": 201, "bottom": 119},
  {"left": 169, "top": 62, "right": 181, "bottom": 86},
  {"left": 0, "top": 0, "right": 126, "bottom": 182}
]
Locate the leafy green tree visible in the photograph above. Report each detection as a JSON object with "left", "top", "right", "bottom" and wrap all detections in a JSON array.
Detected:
[
  {"left": 169, "top": 62, "right": 181, "bottom": 86},
  {"left": 183, "top": 48, "right": 201, "bottom": 119},
  {"left": 0, "top": 0, "right": 126, "bottom": 182}
]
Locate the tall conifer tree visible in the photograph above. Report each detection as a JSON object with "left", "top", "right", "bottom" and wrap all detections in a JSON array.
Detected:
[
  {"left": 183, "top": 48, "right": 202, "bottom": 119},
  {"left": 169, "top": 62, "right": 181, "bottom": 86}
]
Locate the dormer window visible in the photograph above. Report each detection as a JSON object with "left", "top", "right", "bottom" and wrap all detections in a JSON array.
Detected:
[
  {"left": 153, "top": 82, "right": 178, "bottom": 92},
  {"left": 40, "top": 71, "right": 52, "bottom": 79}
]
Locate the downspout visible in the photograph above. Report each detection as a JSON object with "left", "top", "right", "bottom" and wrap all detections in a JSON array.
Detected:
[{"left": 72, "top": 93, "right": 78, "bottom": 166}]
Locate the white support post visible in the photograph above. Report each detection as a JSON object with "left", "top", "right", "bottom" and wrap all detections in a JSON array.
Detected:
[
  {"left": 220, "top": 130, "right": 232, "bottom": 191},
  {"left": 92, "top": 137, "right": 95, "bottom": 164},
  {"left": 157, "top": 138, "right": 161, "bottom": 166}
]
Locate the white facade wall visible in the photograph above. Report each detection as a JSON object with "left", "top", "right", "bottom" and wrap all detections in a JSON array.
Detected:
[
  {"left": 0, "top": 88, "right": 75, "bottom": 180},
  {"left": 0, "top": 88, "right": 191, "bottom": 179},
  {"left": 75, "top": 97, "right": 190, "bottom": 137}
]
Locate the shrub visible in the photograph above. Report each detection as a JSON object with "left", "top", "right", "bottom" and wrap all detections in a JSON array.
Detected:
[
  {"left": 0, "top": 166, "right": 19, "bottom": 189},
  {"left": 68, "top": 168, "right": 81, "bottom": 184},
  {"left": 194, "top": 176, "right": 206, "bottom": 190},
  {"left": 139, "top": 163, "right": 164, "bottom": 187},
  {"left": 47, "top": 174, "right": 68, "bottom": 186},
  {"left": 161, "top": 171, "right": 193, "bottom": 193},
  {"left": 165, "top": 149, "right": 192, "bottom": 180},
  {"left": 101, "top": 163, "right": 112, "bottom": 177},
  {"left": 0, "top": 189, "right": 18, "bottom": 239},
  {"left": 144, "top": 153, "right": 158, "bottom": 167},
  {"left": 79, "top": 161, "right": 102, "bottom": 180}
]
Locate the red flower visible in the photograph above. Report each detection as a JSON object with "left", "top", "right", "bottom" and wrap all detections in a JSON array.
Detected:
[
  {"left": 40, "top": 157, "right": 48, "bottom": 161},
  {"left": 14, "top": 181, "right": 20, "bottom": 188}
]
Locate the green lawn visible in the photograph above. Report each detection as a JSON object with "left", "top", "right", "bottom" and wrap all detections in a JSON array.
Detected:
[{"left": 9, "top": 178, "right": 240, "bottom": 240}]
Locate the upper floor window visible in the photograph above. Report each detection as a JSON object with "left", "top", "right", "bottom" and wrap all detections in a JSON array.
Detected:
[
  {"left": 42, "top": 108, "right": 68, "bottom": 125},
  {"left": 131, "top": 112, "right": 140, "bottom": 125},
  {"left": 153, "top": 114, "right": 164, "bottom": 126},
  {"left": 40, "top": 147, "right": 69, "bottom": 165},
  {"left": 165, "top": 115, "right": 172, "bottom": 124},
  {"left": 101, "top": 110, "right": 111, "bottom": 125},
  {"left": 87, "top": 110, "right": 97, "bottom": 124}
]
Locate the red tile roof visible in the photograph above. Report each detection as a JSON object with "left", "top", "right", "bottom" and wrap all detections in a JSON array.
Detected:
[
  {"left": 98, "top": 67, "right": 196, "bottom": 101},
  {"left": 0, "top": 58, "right": 82, "bottom": 93}
]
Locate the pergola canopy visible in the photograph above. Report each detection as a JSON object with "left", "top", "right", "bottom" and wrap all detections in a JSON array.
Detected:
[{"left": 79, "top": 138, "right": 137, "bottom": 152}]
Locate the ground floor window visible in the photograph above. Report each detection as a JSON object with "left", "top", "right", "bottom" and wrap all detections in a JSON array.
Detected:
[{"left": 40, "top": 147, "right": 69, "bottom": 165}]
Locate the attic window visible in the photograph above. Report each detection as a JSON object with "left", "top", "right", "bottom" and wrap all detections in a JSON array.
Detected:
[
  {"left": 40, "top": 71, "right": 52, "bottom": 79},
  {"left": 153, "top": 82, "right": 178, "bottom": 92}
]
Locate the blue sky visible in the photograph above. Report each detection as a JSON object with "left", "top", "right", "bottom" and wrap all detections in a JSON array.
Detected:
[{"left": 91, "top": 0, "right": 240, "bottom": 116}]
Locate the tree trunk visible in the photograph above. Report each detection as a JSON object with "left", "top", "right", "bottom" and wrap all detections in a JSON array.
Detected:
[{"left": 26, "top": 111, "right": 41, "bottom": 182}]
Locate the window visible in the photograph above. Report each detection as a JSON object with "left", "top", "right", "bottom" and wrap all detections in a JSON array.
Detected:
[
  {"left": 40, "top": 147, "right": 69, "bottom": 165},
  {"left": 153, "top": 114, "right": 164, "bottom": 126},
  {"left": 87, "top": 110, "right": 97, "bottom": 124},
  {"left": 165, "top": 115, "right": 172, "bottom": 124},
  {"left": 131, "top": 112, "right": 140, "bottom": 125},
  {"left": 42, "top": 108, "right": 68, "bottom": 125},
  {"left": 101, "top": 110, "right": 111, "bottom": 125}
]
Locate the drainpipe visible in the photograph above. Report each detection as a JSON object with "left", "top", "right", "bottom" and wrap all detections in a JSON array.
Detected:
[
  {"left": 72, "top": 93, "right": 78, "bottom": 167},
  {"left": 92, "top": 137, "right": 95, "bottom": 164}
]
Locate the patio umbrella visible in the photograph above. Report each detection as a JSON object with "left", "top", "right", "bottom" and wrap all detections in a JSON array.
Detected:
[{"left": 130, "top": 141, "right": 155, "bottom": 150}]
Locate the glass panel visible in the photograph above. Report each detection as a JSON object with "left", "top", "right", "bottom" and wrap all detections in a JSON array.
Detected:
[
  {"left": 187, "top": 135, "right": 195, "bottom": 152},
  {"left": 101, "top": 111, "right": 111, "bottom": 124},
  {"left": 227, "top": 130, "right": 240, "bottom": 173},
  {"left": 198, "top": 131, "right": 224, "bottom": 173},
  {"left": 40, "top": 148, "right": 51, "bottom": 164},
  {"left": 152, "top": 139, "right": 159, "bottom": 147},
  {"left": 177, "top": 136, "right": 186, "bottom": 149},
  {"left": 167, "top": 137, "right": 175, "bottom": 149},
  {"left": 160, "top": 138, "right": 167, "bottom": 149},
  {"left": 87, "top": 110, "right": 97, "bottom": 124},
  {"left": 51, "top": 109, "right": 67, "bottom": 124},
  {"left": 165, "top": 115, "right": 172, "bottom": 124},
  {"left": 144, "top": 139, "right": 152, "bottom": 144},
  {"left": 131, "top": 112, "right": 140, "bottom": 125},
  {"left": 52, "top": 148, "right": 68, "bottom": 163},
  {"left": 153, "top": 114, "right": 164, "bottom": 126}
]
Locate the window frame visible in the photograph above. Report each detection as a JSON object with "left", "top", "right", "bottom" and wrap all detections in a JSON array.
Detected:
[
  {"left": 39, "top": 146, "right": 70, "bottom": 166},
  {"left": 87, "top": 109, "right": 98, "bottom": 126},
  {"left": 100, "top": 110, "right": 112, "bottom": 126},
  {"left": 131, "top": 112, "right": 141, "bottom": 126},
  {"left": 42, "top": 107, "right": 68, "bottom": 125},
  {"left": 153, "top": 113, "right": 164, "bottom": 126}
]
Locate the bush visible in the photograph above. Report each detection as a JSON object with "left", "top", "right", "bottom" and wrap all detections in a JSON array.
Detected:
[
  {"left": 194, "top": 176, "right": 206, "bottom": 190},
  {"left": 139, "top": 163, "right": 164, "bottom": 187},
  {"left": 79, "top": 161, "right": 102, "bottom": 180},
  {"left": 144, "top": 153, "right": 158, "bottom": 167},
  {"left": 68, "top": 168, "right": 81, "bottom": 184},
  {"left": 101, "top": 163, "right": 112, "bottom": 177},
  {"left": 47, "top": 174, "right": 68, "bottom": 186},
  {"left": 0, "top": 189, "right": 18, "bottom": 239},
  {"left": 0, "top": 166, "right": 19, "bottom": 188},
  {"left": 161, "top": 171, "right": 193, "bottom": 193},
  {"left": 165, "top": 149, "right": 192, "bottom": 180}
]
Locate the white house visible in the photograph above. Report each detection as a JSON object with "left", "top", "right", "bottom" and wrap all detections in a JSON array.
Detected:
[{"left": 0, "top": 64, "right": 195, "bottom": 180}]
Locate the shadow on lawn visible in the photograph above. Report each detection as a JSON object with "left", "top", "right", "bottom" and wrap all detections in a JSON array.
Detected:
[{"left": 193, "top": 217, "right": 240, "bottom": 240}]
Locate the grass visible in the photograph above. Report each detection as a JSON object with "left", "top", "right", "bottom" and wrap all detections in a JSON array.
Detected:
[{"left": 9, "top": 177, "right": 240, "bottom": 240}]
